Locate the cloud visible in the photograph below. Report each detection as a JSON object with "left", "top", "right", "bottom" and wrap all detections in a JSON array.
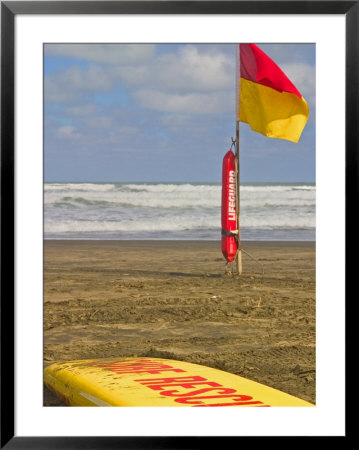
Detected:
[
  {"left": 84, "top": 117, "right": 113, "bottom": 129},
  {"left": 45, "top": 44, "right": 156, "bottom": 65},
  {"left": 45, "top": 65, "right": 115, "bottom": 103},
  {"left": 46, "top": 43, "right": 234, "bottom": 91},
  {"left": 55, "top": 125, "right": 81, "bottom": 140},
  {"left": 280, "top": 62, "right": 316, "bottom": 104},
  {"left": 65, "top": 104, "right": 96, "bottom": 116},
  {"left": 45, "top": 44, "right": 236, "bottom": 110},
  {"left": 45, "top": 61, "right": 145, "bottom": 106},
  {"left": 134, "top": 89, "right": 234, "bottom": 114},
  {"left": 149, "top": 45, "right": 234, "bottom": 92},
  {"left": 111, "top": 44, "right": 235, "bottom": 93}
]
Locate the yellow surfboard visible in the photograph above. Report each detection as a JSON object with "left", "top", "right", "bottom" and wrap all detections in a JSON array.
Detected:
[{"left": 44, "top": 357, "right": 314, "bottom": 407}]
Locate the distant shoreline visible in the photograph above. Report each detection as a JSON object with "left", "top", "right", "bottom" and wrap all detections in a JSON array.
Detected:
[
  {"left": 43, "top": 238, "right": 316, "bottom": 243},
  {"left": 44, "top": 182, "right": 315, "bottom": 241},
  {"left": 45, "top": 180, "right": 316, "bottom": 185}
]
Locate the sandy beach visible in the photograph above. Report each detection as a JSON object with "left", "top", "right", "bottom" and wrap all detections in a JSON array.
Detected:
[{"left": 43, "top": 240, "right": 315, "bottom": 406}]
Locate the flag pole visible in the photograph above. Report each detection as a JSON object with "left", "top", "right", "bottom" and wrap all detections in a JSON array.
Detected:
[
  {"left": 235, "top": 119, "right": 242, "bottom": 275},
  {"left": 235, "top": 45, "right": 242, "bottom": 275}
]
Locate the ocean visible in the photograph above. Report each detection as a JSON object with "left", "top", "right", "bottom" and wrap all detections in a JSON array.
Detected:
[{"left": 44, "top": 182, "right": 315, "bottom": 241}]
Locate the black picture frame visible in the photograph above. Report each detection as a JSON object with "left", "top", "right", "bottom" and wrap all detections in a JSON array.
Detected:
[{"left": 1, "top": 1, "right": 354, "bottom": 447}]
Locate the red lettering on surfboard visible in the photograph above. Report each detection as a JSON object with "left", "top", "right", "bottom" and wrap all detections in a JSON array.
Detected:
[
  {"left": 110, "top": 368, "right": 185, "bottom": 375},
  {"left": 89, "top": 358, "right": 170, "bottom": 368},
  {"left": 148, "top": 381, "right": 222, "bottom": 391},
  {"left": 135, "top": 376, "right": 207, "bottom": 385},
  {"left": 88, "top": 359, "right": 272, "bottom": 407},
  {"left": 88, "top": 359, "right": 185, "bottom": 375},
  {"left": 175, "top": 394, "right": 253, "bottom": 405},
  {"left": 135, "top": 373, "right": 271, "bottom": 406},
  {"left": 160, "top": 387, "right": 236, "bottom": 397},
  {"left": 135, "top": 376, "right": 221, "bottom": 391},
  {"left": 129, "top": 369, "right": 184, "bottom": 375}
]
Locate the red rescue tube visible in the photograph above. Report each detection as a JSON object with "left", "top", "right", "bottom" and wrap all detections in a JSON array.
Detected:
[{"left": 221, "top": 150, "right": 238, "bottom": 262}]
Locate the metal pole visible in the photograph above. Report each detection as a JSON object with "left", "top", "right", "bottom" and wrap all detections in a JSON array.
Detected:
[
  {"left": 235, "top": 120, "right": 242, "bottom": 275},
  {"left": 235, "top": 45, "right": 242, "bottom": 275}
]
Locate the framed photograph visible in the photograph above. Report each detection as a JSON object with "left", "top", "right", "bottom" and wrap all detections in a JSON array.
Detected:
[{"left": 1, "top": 1, "right": 354, "bottom": 446}]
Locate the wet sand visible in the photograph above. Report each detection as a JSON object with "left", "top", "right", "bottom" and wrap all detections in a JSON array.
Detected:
[{"left": 43, "top": 240, "right": 315, "bottom": 406}]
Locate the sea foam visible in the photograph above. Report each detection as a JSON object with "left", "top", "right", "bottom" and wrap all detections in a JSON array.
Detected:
[{"left": 44, "top": 182, "right": 315, "bottom": 240}]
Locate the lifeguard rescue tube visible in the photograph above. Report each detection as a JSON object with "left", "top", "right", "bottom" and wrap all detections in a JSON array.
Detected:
[{"left": 221, "top": 150, "right": 238, "bottom": 262}]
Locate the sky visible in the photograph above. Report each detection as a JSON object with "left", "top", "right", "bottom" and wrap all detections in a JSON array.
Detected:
[{"left": 44, "top": 43, "right": 315, "bottom": 183}]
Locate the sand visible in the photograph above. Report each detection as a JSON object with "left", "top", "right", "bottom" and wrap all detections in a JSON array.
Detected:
[{"left": 43, "top": 240, "right": 315, "bottom": 406}]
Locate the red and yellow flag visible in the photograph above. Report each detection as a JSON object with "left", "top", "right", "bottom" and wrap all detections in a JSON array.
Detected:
[{"left": 237, "top": 44, "right": 309, "bottom": 143}]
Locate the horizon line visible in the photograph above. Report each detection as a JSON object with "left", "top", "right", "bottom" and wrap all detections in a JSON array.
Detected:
[{"left": 44, "top": 180, "right": 316, "bottom": 184}]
